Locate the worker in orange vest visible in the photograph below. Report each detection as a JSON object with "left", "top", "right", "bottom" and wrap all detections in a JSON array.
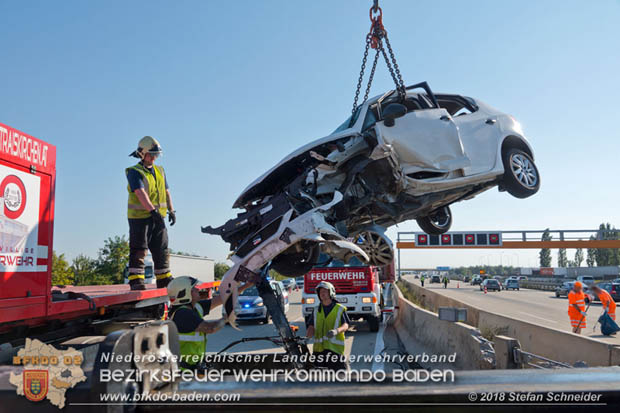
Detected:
[
  {"left": 590, "top": 285, "right": 616, "bottom": 321},
  {"left": 568, "top": 281, "right": 588, "bottom": 334}
]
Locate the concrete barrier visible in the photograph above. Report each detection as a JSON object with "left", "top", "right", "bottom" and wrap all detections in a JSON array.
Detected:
[
  {"left": 400, "top": 279, "right": 620, "bottom": 367},
  {"left": 392, "top": 283, "right": 494, "bottom": 370}
]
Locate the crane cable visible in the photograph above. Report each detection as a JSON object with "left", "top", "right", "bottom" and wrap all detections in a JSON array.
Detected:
[{"left": 352, "top": 0, "right": 406, "bottom": 114}]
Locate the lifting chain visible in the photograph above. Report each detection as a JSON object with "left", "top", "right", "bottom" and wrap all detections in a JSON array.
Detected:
[{"left": 352, "top": 0, "right": 406, "bottom": 114}]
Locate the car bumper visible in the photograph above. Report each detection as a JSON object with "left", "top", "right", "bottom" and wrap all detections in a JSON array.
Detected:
[{"left": 235, "top": 307, "right": 267, "bottom": 320}]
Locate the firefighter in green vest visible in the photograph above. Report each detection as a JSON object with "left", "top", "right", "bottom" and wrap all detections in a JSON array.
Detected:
[
  {"left": 167, "top": 276, "right": 254, "bottom": 370},
  {"left": 305, "top": 281, "right": 350, "bottom": 371},
  {"left": 126, "top": 136, "right": 176, "bottom": 290}
]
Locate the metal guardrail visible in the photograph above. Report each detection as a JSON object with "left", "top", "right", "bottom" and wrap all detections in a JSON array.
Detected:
[
  {"left": 513, "top": 348, "right": 573, "bottom": 369},
  {"left": 520, "top": 279, "right": 563, "bottom": 291}
]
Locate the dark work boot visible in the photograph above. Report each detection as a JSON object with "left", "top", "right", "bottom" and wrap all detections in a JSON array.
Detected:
[
  {"left": 129, "top": 278, "right": 147, "bottom": 291},
  {"left": 156, "top": 275, "right": 173, "bottom": 289}
]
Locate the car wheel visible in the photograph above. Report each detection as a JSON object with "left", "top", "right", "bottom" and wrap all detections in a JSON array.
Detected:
[
  {"left": 271, "top": 242, "right": 320, "bottom": 277},
  {"left": 354, "top": 226, "right": 394, "bottom": 266},
  {"left": 502, "top": 147, "right": 540, "bottom": 199},
  {"left": 416, "top": 206, "right": 452, "bottom": 235},
  {"left": 368, "top": 315, "right": 380, "bottom": 332}
]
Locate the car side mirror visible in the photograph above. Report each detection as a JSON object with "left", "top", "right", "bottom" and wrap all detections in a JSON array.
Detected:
[{"left": 382, "top": 103, "right": 407, "bottom": 127}]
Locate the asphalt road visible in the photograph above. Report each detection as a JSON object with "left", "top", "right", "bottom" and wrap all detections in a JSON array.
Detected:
[
  {"left": 203, "top": 289, "right": 405, "bottom": 371},
  {"left": 404, "top": 276, "right": 619, "bottom": 344}
]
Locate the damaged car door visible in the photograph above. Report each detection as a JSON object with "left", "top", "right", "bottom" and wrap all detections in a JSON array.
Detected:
[{"left": 374, "top": 95, "right": 470, "bottom": 190}]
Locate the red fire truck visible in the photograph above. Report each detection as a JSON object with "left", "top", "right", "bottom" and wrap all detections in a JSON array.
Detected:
[
  {"left": 301, "top": 255, "right": 394, "bottom": 332},
  {"left": 0, "top": 123, "right": 218, "bottom": 359}
]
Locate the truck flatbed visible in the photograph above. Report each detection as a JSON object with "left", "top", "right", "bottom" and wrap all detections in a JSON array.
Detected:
[{"left": 0, "top": 281, "right": 219, "bottom": 332}]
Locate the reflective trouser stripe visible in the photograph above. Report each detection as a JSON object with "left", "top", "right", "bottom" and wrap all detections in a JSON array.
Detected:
[
  {"left": 570, "top": 319, "right": 586, "bottom": 327},
  {"left": 179, "top": 333, "right": 204, "bottom": 342},
  {"left": 156, "top": 272, "right": 172, "bottom": 280},
  {"left": 128, "top": 274, "right": 145, "bottom": 281}
]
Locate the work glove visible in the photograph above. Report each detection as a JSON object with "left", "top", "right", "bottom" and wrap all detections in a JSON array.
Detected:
[
  {"left": 168, "top": 210, "right": 176, "bottom": 226},
  {"left": 580, "top": 311, "right": 587, "bottom": 316},
  {"left": 150, "top": 209, "right": 166, "bottom": 228},
  {"left": 327, "top": 329, "right": 338, "bottom": 338}
]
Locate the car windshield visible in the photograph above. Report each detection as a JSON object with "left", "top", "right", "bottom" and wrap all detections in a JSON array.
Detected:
[
  {"left": 318, "top": 253, "right": 365, "bottom": 267},
  {"left": 241, "top": 286, "right": 259, "bottom": 297},
  {"left": 332, "top": 106, "right": 376, "bottom": 133},
  {"left": 487, "top": 280, "right": 499, "bottom": 285}
]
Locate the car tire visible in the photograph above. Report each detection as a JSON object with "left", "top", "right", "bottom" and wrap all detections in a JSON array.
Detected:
[
  {"left": 368, "top": 315, "right": 380, "bottom": 332},
  {"left": 416, "top": 206, "right": 452, "bottom": 235},
  {"left": 271, "top": 242, "right": 320, "bottom": 277},
  {"left": 354, "top": 226, "right": 395, "bottom": 266},
  {"left": 501, "top": 147, "right": 540, "bottom": 199}
]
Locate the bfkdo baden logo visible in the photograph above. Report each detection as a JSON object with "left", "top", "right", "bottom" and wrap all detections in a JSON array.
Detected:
[
  {"left": 23, "top": 370, "right": 49, "bottom": 402},
  {"left": 1, "top": 174, "right": 27, "bottom": 220}
]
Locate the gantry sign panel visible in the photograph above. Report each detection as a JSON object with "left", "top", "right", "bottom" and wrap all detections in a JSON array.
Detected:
[{"left": 414, "top": 232, "right": 502, "bottom": 248}]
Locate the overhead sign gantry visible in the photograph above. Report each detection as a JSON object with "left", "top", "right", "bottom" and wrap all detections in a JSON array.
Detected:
[{"left": 396, "top": 229, "right": 620, "bottom": 249}]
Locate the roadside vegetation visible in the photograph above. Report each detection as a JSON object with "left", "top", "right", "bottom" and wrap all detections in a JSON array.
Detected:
[{"left": 52, "top": 236, "right": 230, "bottom": 286}]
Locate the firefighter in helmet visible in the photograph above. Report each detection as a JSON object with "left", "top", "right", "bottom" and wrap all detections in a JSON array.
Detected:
[
  {"left": 167, "top": 276, "right": 253, "bottom": 370},
  {"left": 126, "top": 136, "right": 176, "bottom": 290},
  {"left": 305, "top": 281, "right": 350, "bottom": 370}
]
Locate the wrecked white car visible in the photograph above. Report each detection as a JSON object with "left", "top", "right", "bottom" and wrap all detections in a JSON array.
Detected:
[
  {"left": 205, "top": 82, "right": 539, "bottom": 274},
  {"left": 204, "top": 82, "right": 539, "bottom": 336}
]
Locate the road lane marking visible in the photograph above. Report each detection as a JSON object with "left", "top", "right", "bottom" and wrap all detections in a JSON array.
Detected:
[
  {"left": 370, "top": 322, "right": 386, "bottom": 372},
  {"left": 519, "top": 311, "right": 557, "bottom": 324}
]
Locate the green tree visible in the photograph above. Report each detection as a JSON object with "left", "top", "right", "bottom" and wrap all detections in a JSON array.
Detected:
[
  {"left": 52, "top": 251, "right": 74, "bottom": 285},
  {"left": 557, "top": 248, "right": 567, "bottom": 267},
  {"left": 586, "top": 236, "right": 597, "bottom": 267},
  {"left": 539, "top": 229, "right": 552, "bottom": 267},
  {"left": 71, "top": 254, "right": 98, "bottom": 286},
  {"left": 595, "top": 223, "right": 620, "bottom": 266},
  {"left": 214, "top": 262, "right": 230, "bottom": 280},
  {"left": 574, "top": 248, "right": 584, "bottom": 267},
  {"left": 95, "top": 235, "right": 130, "bottom": 284}
]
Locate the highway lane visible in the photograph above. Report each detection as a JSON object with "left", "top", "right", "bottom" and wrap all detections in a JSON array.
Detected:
[
  {"left": 202, "top": 288, "right": 405, "bottom": 370},
  {"left": 403, "top": 276, "right": 619, "bottom": 344}
]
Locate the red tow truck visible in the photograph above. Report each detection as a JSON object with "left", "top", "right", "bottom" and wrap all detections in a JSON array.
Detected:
[
  {"left": 0, "top": 123, "right": 218, "bottom": 359},
  {"left": 301, "top": 254, "right": 394, "bottom": 332}
]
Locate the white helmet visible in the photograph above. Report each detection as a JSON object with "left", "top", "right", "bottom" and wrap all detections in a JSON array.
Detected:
[
  {"left": 167, "top": 276, "right": 199, "bottom": 306},
  {"left": 316, "top": 281, "right": 336, "bottom": 299},
  {"left": 130, "top": 136, "right": 163, "bottom": 159}
]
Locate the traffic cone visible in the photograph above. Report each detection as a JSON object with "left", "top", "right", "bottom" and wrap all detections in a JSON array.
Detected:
[{"left": 484, "top": 286, "right": 487, "bottom": 294}]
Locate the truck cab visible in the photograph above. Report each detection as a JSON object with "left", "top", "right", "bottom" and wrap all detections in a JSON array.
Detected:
[{"left": 301, "top": 255, "right": 383, "bottom": 332}]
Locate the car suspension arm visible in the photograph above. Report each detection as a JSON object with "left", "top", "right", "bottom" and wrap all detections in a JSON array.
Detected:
[{"left": 255, "top": 264, "right": 311, "bottom": 369}]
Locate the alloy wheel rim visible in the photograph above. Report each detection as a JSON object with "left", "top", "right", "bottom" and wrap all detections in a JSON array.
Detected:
[
  {"left": 360, "top": 231, "right": 393, "bottom": 266},
  {"left": 431, "top": 208, "right": 451, "bottom": 228},
  {"left": 510, "top": 153, "right": 538, "bottom": 188}
]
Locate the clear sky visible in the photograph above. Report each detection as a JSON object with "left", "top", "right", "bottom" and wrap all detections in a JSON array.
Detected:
[{"left": 1, "top": 0, "right": 619, "bottom": 269}]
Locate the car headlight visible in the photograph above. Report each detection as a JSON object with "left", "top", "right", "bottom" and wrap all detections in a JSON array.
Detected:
[
  {"left": 256, "top": 302, "right": 264, "bottom": 307},
  {"left": 362, "top": 297, "right": 372, "bottom": 303},
  {"left": 304, "top": 297, "right": 315, "bottom": 305}
]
